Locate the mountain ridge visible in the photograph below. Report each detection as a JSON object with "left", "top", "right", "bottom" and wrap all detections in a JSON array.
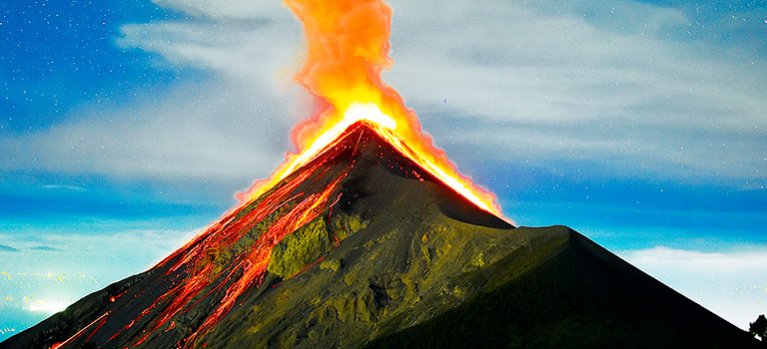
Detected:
[{"left": 1, "top": 122, "right": 758, "bottom": 348}]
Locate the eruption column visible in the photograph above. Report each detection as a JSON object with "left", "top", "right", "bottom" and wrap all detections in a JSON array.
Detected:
[{"left": 243, "top": 0, "right": 504, "bottom": 218}]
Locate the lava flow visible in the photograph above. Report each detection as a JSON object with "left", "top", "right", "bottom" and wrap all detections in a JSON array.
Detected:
[
  {"left": 241, "top": 0, "right": 504, "bottom": 218},
  {"left": 35, "top": 1, "right": 510, "bottom": 348}
]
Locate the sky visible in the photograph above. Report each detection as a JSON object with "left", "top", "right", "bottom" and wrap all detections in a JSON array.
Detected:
[{"left": 0, "top": 0, "right": 765, "bottom": 341}]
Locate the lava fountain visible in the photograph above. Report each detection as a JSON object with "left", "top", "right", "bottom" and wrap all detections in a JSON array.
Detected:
[{"left": 241, "top": 0, "right": 504, "bottom": 218}]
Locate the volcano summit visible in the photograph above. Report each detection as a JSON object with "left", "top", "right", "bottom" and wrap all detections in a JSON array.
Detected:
[{"left": 2, "top": 122, "right": 758, "bottom": 348}]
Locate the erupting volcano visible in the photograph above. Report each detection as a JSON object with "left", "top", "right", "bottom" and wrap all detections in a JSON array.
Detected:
[
  {"left": 2, "top": 0, "right": 759, "bottom": 348},
  {"left": 238, "top": 0, "right": 502, "bottom": 217}
]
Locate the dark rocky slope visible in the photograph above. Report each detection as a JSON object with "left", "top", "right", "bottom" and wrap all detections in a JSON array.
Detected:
[{"left": 2, "top": 123, "right": 757, "bottom": 348}]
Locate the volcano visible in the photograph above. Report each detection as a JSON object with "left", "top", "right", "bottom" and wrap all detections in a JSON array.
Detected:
[{"left": 2, "top": 122, "right": 758, "bottom": 349}]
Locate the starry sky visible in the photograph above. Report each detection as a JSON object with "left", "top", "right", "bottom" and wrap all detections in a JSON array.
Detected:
[{"left": 1, "top": 0, "right": 766, "bottom": 340}]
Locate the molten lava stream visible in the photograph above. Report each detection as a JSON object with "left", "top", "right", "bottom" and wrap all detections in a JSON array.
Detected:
[
  {"left": 120, "top": 165, "right": 347, "bottom": 347},
  {"left": 184, "top": 176, "right": 346, "bottom": 345},
  {"left": 126, "top": 168, "right": 319, "bottom": 343}
]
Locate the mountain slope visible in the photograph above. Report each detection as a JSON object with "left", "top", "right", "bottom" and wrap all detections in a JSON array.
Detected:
[
  {"left": 1, "top": 122, "right": 757, "bottom": 348},
  {"left": 367, "top": 227, "right": 758, "bottom": 348}
]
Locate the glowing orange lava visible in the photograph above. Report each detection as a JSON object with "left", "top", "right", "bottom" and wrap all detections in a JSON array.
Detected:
[
  {"left": 241, "top": 0, "right": 504, "bottom": 217},
  {"left": 44, "top": 2, "right": 510, "bottom": 348}
]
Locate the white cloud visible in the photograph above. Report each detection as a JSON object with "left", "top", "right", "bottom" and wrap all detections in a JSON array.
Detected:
[
  {"left": 116, "top": 18, "right": 301, "bottom": 83},
  {"left": 1, "top": 79, "right": 299, "bottom": 182},
  {"left": 40, "top": 184, "right": 86, "bottom": 191},
  {"left": 620, "top": 247, "right": 767, "bottom": 330},
  {"left": 0, "top": 230, "right": 195, "bottom": 278},
  {"left": 1, "top": 2, "right": 306, "bottom": 184},
  {"left": 0, "top": 229, "right": 195, "bottom": 318},
  {"left": 384, "top": 1, "right": 767, "bottom": 180},
  {"left": 153, "top": 0, "right": 287, "bottom": 20}
]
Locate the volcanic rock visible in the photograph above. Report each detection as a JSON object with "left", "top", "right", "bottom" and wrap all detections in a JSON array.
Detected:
[{"left": 1, "top": 122, "right": 758, "bottom": 348}]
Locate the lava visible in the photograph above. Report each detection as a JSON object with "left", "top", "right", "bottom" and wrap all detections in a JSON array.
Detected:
[
  {"left": 49, "top": 312, "right": 110, "bottom": 349},
  {"left": 42, "top": 1, "right": 510, "bottom": 348},
  {"left": 43, "top": 120, "right": 501, "bottom": 348},
  {"left": 129, "top": 169, "right": 345, "bottom": 347},
  {"left": 241, "top": 0, "right": 504, "bottom": 218}
]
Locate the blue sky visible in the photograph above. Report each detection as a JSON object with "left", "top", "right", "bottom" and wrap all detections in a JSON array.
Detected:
[{"left": 1, "top": 0, "right": 765, "bottom": 341}]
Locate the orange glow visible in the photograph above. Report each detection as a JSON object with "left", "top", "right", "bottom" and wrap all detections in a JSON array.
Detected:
[
  {"left": 45, "top": 2, "right": 511, "bottom": 348},
  {"left": 48, "top": 312, "right": 110, "bottom": 349},
  {"left": 240, "top": 0, "right": 504, "bottom": 217}
]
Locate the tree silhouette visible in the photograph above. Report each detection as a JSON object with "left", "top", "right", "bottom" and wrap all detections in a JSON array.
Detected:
[{"left": 750, "top": 314, "right": 767, "bottom": 344}]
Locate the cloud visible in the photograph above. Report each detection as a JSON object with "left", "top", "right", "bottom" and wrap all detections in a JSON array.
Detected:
[
  {"left": 383, "top": 1, "right": 767, "bottom": 181},
  {"left": 620, "top": 246, "right": 767, "bottom": 330},
  {"left": 0, "top": 80, "right": 299, "bottom": 183},
  {"left": 0, "top": 229, "right": 190, "bottom": 339},
  {"left": 623, "top": 246, "right": 767, "bottom": 271},
  {"left": 153, "top": 0, "right": 287, "bottom": 20},
  {"left": 0, "top": 244, "right": 20, "bottom": 252},
  {"left": 0, "top": 229, "right": 192, "bottom": 340},
  {"left": 30, "top": 246, "right": 62, "bottom": 252},
  {"left": 0, "top": 0, "right": 764, "bottom": 187},
  {"left": 0, "top": 2, "right": 305, "bottom": 185},
  {"left": 0, "top": 229, "right": 194, "bottom": 289},
  {"left": 41, "top": 185, "right": 85, "bottom": 191}
]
